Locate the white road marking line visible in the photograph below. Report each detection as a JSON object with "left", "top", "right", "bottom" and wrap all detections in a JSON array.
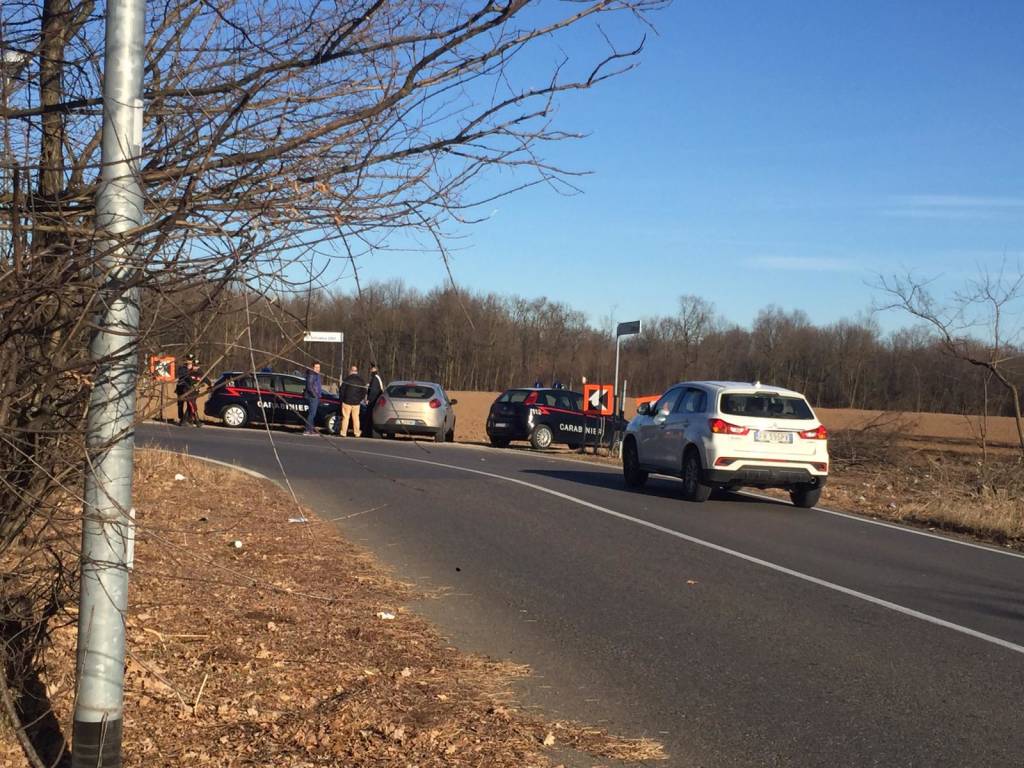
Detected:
[
  {"left": 348, "top": 448, "right": 1024, "bottom": 657},
  {"left": 142, "top": 447, "right": 273, "bottom": 481},
  {"left": 738, "top": 489, "right": 1024, "bottom": 561},
  {"left": 453, "top": 439, "right": 1024, "bottom": 562},
  {"left": 141, "top": 423, "right": 1024, "bottom": 558}
]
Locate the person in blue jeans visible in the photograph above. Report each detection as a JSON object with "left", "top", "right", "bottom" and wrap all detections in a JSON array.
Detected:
[{"left": 303, "top": 362, "right": 322, "bottom": 435}]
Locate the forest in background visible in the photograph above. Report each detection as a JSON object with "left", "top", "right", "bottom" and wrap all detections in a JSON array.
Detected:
[{"left": 145, "top": 280, "right": 1024, "bottom": 417}]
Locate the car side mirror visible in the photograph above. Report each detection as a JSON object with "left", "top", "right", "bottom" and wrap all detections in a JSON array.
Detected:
[
  {"left": 637, "top": 402, "right": 651, "bottom": 416},
  {"left": 449, "top": 399, "right": 458, "bottom": 405}
]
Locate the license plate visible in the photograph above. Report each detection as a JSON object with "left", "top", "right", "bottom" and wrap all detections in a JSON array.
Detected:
[
  {"left": 755, "top": 430, "right": 792, "bottom": 444},
  {"left": 494, "top": 422, "right": 508, "bottom": 428},
  {"left": 397, "top": 419, "right": 417, "bottom": 425}
]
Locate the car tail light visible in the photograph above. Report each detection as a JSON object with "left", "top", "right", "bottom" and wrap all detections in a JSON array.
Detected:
[
  {"left": 709, "top": 418, "right": 750, "bottom": 436},
  {"left": 376, "top": 396, "right": 387, "bottom": 409},
  {"left": 812, "top": 462, "right": 829, "bottom": 472},
  {"left": 714, "top": 457, "right": 736, "bottom": 467},
  {"left": 523, "top": 391, "right": 538, "bottom": 405},
  {"left": 799, "top": 425, "right": 828, "bottom": 440},
  {"left": 428, "top": 398, "right": 442, "bottom": 409}
]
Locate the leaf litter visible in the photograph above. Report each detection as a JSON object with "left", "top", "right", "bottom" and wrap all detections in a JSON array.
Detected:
[{"left": 4, "top": 449, "right": 666, "bottom": 766}]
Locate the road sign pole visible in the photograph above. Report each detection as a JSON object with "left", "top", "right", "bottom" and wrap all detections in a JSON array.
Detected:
[
  {"left": 614, "top": 336, "right": 621, "bottom": 417},
  {"left": 613, "top": 320, "right": 641, "bottom": 422},
  {"left": 73, "top": 0, "right": 146, "bottom": 764}
]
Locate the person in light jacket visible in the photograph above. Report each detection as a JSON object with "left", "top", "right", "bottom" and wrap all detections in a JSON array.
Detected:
[{"left": 339, "top": 365, "right": 366, "bottom": 437}]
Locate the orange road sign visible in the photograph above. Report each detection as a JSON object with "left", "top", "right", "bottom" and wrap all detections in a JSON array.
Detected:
[
  {"left": 583, "top": 383, "right": 614, "bottom": 416},
  {"left": 150, "top": 355, "right": 176, "bottom": 383}
]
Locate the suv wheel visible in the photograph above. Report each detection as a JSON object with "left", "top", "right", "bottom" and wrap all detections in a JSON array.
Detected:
[
  {"left": 622, "top": 439, "right": 648, "bottom": 489},
  {"left": 221, "top": 404, "right": 248, "bottom": 428},
  {"left": 790, "top": 484, "right": 822, "bottom": 509},
  {"left": 529, "top": 424, "right": 554, "bottom": 450},
  {"left": 681, "top": 450, "right": 712, "bottom": 503}
]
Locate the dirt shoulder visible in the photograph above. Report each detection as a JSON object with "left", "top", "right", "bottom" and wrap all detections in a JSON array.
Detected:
[{"left": 2, "top": 450, "right": 663, "bottom": 768}]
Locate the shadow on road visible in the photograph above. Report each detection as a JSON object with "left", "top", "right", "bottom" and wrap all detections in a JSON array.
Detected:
[{"left": 519, "top": 468, "right": 791, "bottom": 507}]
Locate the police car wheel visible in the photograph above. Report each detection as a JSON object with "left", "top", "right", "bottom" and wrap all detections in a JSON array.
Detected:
[
  {"left": 489, "top": 437, "right": 510, "bottom": 448},
  {"left": 529, "top": 424, "right": 553, "bottom": 450},
  {"left": 325, "top": 414, "right": 338, "bottom": 434},
  {"left": 221, "top": 405, "right": 248, "bottom": 428}
]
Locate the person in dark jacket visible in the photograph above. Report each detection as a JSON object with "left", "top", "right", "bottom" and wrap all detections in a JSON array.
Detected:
[
  {"left": 302, "top": 361, "right": 322, "bottom": 435},
  {"left": 175, "top": 355, "right": 194, "bottom": 424},
  {"left": 362, "top": 363, "right": 385, "bottom": 437},
  {"left": 339, "top": 365, "right": 366, "bottom": 437},
  {"left": 184, "top": 360, "right": 210, "bottom": 426}
]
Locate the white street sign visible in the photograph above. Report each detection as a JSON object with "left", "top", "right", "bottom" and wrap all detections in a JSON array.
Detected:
[{"left": 303, "top": 331, "right": 344, "bottom": 343}]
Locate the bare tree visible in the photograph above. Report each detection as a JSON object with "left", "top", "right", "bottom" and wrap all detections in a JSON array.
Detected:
[
  {"left": 876, "top": 262, "right": 1024, "bottom": 456},
  {"left": 1, "top": 0, "right": 667, "bottom": 760}
]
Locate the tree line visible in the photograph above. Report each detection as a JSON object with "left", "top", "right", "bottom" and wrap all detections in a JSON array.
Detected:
[{"left": 152, "top": 281, "right": 1024, "bottom": 418}]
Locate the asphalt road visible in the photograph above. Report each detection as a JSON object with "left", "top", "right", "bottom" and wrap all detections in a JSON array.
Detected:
[{"left": 138, "top": 422, "right": 1024, "bottom": 767}]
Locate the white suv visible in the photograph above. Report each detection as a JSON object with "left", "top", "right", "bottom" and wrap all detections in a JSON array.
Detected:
[{"left": 622, "top": 381, "right": 828, "bottom": 508}]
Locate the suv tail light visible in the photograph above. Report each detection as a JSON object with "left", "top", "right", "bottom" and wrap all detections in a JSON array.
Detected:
[
  {"left": 523, "top": 391, "right": 538, "bottom": 405},
  {"left": 709, "top": 418, "right": 750, "bottom": 436},
  {"left": 376, "top": 396, "right": 387, "bottom": 409},
  {"left": 428, "top": 398, "right": 442, "bottom": 409},
  {"left": 799, "top": 425, "right": 828, "bottom": 440}
]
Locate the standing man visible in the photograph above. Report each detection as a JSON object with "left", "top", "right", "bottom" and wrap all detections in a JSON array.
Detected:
[
  {"left": 363, "top": 362, "right": 384, "bottom": 437},
  {"left": 185, "top": 359, "right": 210, "bottom": 426},
  {"left": 339, "top": 365, "right": 366, "bottom": 437},
  {"left": 302, "top": 361, "right": 322, "bottom": 435},
  {"left": 175, "top": 354, "right": 194, "bottom": 425}
]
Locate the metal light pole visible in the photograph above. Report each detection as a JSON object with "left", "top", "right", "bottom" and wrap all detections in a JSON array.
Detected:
[{"left": 73, "top": 0, "right": 146, "bottom": 764}]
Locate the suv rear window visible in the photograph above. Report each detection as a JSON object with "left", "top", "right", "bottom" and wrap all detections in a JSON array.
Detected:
[
  {"left": 388, "top": 384, "right": 436, "bottom": 400},
  {"left": 720, "top": 393, "right": 813, "bottom": 420}
]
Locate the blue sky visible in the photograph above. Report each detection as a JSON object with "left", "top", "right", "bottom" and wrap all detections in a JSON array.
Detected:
[{"left": 337, "top": 1, "right": 1024, "bottom": 331}]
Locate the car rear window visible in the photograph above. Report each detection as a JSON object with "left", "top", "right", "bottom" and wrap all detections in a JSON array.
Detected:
[
  {"left": 497, "top": 389, "right": 531, "bottom": 403},
  {"left": 387, "top": 384, "right": 436, "bottom": 400},
  {"left": 720, "top": 393, "right": 813, "bottom": 420},
  {"left": 220, "top": 374, "right": 252, "bottom": 388}
]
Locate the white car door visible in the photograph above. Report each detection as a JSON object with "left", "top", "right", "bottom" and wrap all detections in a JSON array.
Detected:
[
  {"left": 663, "top": 391, "right": 704, "bottom": 468},
  {"left": 637, "top": 387, "right": 683, "bottom": 470},
  {"left": 664, "top": 387, "right": 709, "bottom": 469}
]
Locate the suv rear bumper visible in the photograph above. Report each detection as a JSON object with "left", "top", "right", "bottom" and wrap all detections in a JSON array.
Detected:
[{"left": 703, "top": 466, "right": 828, "bottom": 488}]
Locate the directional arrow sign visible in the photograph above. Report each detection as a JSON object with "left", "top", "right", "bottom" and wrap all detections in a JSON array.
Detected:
[{"left": 583, "top": 383, "right": 614, "bottom": 415}]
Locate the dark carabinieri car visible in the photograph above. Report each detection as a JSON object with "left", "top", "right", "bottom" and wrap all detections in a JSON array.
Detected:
[
  {"left": 204, "top": 371, "right": 340, "bottom": 433},
  {"left": 485, "top": 387, "right": 626, "bottom": 450}
]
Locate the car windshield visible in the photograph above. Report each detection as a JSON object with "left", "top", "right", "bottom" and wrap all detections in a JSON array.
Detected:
[
  {"left": 720, "top": 393, "right": 813, "bottom": 420},
  {"left": 387, "top": 384, "right": 436, "bottom": 400}
]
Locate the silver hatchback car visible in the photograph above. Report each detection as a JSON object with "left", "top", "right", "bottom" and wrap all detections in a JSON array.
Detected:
[{"left": 372, "top": 381, "right": 457, "bottom": 442}]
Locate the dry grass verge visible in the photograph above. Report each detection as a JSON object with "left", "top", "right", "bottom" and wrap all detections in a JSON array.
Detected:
[{"left": 1, "top": 450, "right": 665, "bottom": 767}]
